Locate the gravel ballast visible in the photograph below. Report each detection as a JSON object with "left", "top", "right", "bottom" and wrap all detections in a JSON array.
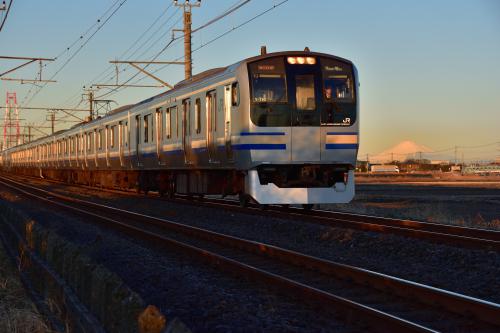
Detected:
[{"left": 1, "top": 177, "right": 499, "bottom": 331}]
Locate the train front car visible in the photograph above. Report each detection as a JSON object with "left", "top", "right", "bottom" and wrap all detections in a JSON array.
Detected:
[{"left": 234, "top": 51, "right": 359, "bottom": 205}]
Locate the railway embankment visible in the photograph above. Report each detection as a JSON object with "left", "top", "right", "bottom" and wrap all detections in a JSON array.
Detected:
[
  {"left": 0, "top": 234, "right": 51, "bottom": 333},
  {"left": 0, "top": 201, "right": 190, "bottom": 333}
]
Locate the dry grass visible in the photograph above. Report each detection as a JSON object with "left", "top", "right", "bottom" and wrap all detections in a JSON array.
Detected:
[{"left": 0, "top": 244, "right": 53, "bottom": 333}]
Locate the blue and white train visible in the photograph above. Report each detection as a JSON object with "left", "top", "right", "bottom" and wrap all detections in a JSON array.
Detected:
[{"left": 0, "top": 49, "right": 359, "bottom": 207}]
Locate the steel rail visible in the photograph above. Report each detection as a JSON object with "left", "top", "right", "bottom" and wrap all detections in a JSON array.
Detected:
[
  {"left": 0, "top": 177, "right": 433, "bottom": 333},
  {"left": 2, "top": 172, "right": 499, "bottom": 251},
  {"left": 1, "top": 175, "right": 499, "bottom": 331}
]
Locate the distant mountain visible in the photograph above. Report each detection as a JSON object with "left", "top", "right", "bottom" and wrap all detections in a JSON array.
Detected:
[{"left": 370, "top": 140, "right": 434, "bottom": 163}]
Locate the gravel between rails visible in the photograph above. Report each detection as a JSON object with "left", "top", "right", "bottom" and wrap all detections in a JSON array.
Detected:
[
  {"left": 12, "top": 177, "right": 500, "bottom": 305},
  {"left": 0, "top": 187, "right": 360, "bottom": 333}
]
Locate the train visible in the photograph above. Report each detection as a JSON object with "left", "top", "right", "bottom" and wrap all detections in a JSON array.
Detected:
[{"left": 0, "top": 48, "right": 359, "bottom": 207}]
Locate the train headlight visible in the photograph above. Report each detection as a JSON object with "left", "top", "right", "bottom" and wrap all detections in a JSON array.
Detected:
[
  {"left": 306, "top": 57, "right": 316, "bottom": 65},
  {"left": 287, "top": 56, "right": 316, "bottom": 65}
]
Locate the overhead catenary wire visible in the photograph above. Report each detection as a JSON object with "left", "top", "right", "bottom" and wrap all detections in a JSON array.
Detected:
[
  {"left": 97, "top": 0, "right": 286, "bottom": 100},
  {"left": 40, "top": 4, "right": 182, "bottom": 128},
  {"left": 22, "top": 0, "right": 129, "bottom": 108},
  {"left": 20, "top": 0, "right": 124, "bottom": 107},
  {"left": 0, "top": 0, "right": 13, "bottom": 32},
  {"left": 56, "top": 4, "right": 180, "bottom": 113}
]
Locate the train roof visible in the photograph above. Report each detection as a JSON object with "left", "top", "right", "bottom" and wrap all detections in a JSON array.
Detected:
[
  {"left": 98, "top": 49, "right": 353, "bottom": 118},
  {"left": 4, "top": 50, "right": 353, "bottom": 152}
]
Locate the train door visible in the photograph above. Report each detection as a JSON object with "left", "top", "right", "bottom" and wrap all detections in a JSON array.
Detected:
[
  {"left": 155, "top": 109, "right": 162, "bottom": 161},
  {"left": 105, "top": 125, "right": 110, "bottom": 167},
  {"left": 118, "top": 121, "right": 124, "bottom": 167},
  {"left": 206, "top": 90, "right": 218, "bottom": 162},
  {"left": 182, "top": 99, "right": 192, "bottom": 164},
  {"left": 135, "top": 115, "right": 141, "bottom": 166},
  {"left": 289, "top": 65, "right": 322, "bottom": 161},
  {"left": 224, "top": 84, "right": 233, "bottom": 161}
]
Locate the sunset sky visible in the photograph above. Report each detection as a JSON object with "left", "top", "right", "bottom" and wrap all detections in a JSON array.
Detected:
[{"left": 1, "top": 0, "right": 499, "bottom": 160}]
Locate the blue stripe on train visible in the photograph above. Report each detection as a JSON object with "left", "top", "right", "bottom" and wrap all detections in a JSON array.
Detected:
[
  {"left": 232, "top": 144, "right": 286, "bottom": 150},
  {"left": 325, "top": 144, "right": 359, "bottom": 149},
  {"left": 240, "top": 132, "right": 286, "bottom": 136},
  {"left": 137, "top": 144, "right": 287, "bottom": 157}
]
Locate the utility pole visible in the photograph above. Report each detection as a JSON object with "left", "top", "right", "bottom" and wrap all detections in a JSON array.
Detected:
[
  {"left": 454, "top": 145, "right": 457, "bottom": 165},
  {"left": 89, "top": 90, "right": 93, "bottom": 120},
  {"left": 83, "top": 88, "right": 96, "bottom": 121},
  {"left": 50, "top": 113, "right": 55, "bottom": 134},
  {"left": 174, "top": 0, "right": 201, "bottom": 80}
]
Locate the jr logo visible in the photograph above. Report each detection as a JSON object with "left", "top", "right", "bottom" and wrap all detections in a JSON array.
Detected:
[{"left": 342, "top": 118, "right": 351, "bottom": 124}]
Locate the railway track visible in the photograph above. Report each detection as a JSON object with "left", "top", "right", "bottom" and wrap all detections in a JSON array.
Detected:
[
  {"left": 1, "top": 174, "right": 499, "bottom": 332},
  {"left": 5, "top": 172, "right": 498, "bottom": 252}
]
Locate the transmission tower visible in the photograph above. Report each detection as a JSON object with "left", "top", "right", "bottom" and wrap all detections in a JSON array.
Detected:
[{"left": 3, "top": 92, "right": 20, "bottom": 150}]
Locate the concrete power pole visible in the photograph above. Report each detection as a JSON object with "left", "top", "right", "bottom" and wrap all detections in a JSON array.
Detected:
[
  {"left": 50, "top": 113, "right": 55, "bottom": 134},
  {"left": 89, "top": 90, "right": 94, "bottom": 120},
  {"left": 174, "top": 0, "right": 201, "bottom": 80}
]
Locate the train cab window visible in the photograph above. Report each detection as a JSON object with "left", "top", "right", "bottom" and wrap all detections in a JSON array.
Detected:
[
  {"left": 251, "top": 74, "right": 287, "bottom": 103},
  {"left": 320, "top": 58, "right": 356, "bottom": 126},
  {"left": 295, "top": 75, "right": 316, "bottom": 110},
  {"left": 195, "top": 98, "right": 201, "bottom": 134},
  {"left": 324, "top": 75, "right": 352, "bottom": 100},
  {"left": 249, "top": 57, "right": 291, "bottom": 127},
  {"left": 231, "top": 82, "right": 239, "bottom": 106}
]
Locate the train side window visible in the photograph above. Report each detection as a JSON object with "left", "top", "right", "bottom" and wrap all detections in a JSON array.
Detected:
[
  {"left": 110, "top": 125, "right": 116, "bottom": 148},
  {"left": 231, "top": 82, "right": 239, "bottom": 106},
  {"left": 174, "top": 106, "right": 179, "bottom": 138},
  {"left": 98, "top": 129, "right": 104, "bottom": 150},
  {"left": 156, "top": 107, "right": 163, "bottom": 140},
  {"left": 195, "top": 98, "right": 201, "bottom": 134},
  {"left": 150, "top": 113, "right": 154, "bottom": 143},
  {"left": 144, "top": 115, "right": 150, "bottom": 143},
  {"left": 183, "top": 99, "right": 191, "bottom": 136},
  {"left": 165, "top": 108, "right": 171, "bottom": 139},
  {"left": 123, "top": 121, "right": 129, "bottom": 147},
  {"left": 87, "top": 132, "right": 92, "bottom": 152}
]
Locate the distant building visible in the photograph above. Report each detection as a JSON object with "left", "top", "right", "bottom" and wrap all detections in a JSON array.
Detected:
[
  {"left": 430, "top": 160, "right": 450, "bottom": 165},
  {"left": 463, "top": 165, "right": 500, "bottom": 175}
]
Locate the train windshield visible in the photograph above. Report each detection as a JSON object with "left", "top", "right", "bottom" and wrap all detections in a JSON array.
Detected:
[
  {"left": 324, "top": 75, "right": 352, "bottom": 101},
  {"left": 320, "top": 58, "right": 356, "bottom": 126},
  {"left": 248, "top": 56, "right": 356, "bottom": 127},
  {"left": 251, "top": 74, "right": 287, "bottom": 103},
  {"left": 248, "top": 58, "right": 291, "bottom": 126}
]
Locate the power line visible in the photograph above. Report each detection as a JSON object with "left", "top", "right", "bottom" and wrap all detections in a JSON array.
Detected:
[
  {"left": 20, "top": 0, "right": 123, "bottom": 107},
  {"left": 98, "top": 0, "right": 282, "bottom": 100},
  {"left": 57, "top": 4, "right": 180, "bottom": 113},
  {"left": 0, "top": 0, "right": 13, "bottom": 32},
  {"left": 22, "top": 0, "right": 129, "bottom": 108},
  {"left": 135, "top": 0, "right": 288, "bottom": 87}
]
